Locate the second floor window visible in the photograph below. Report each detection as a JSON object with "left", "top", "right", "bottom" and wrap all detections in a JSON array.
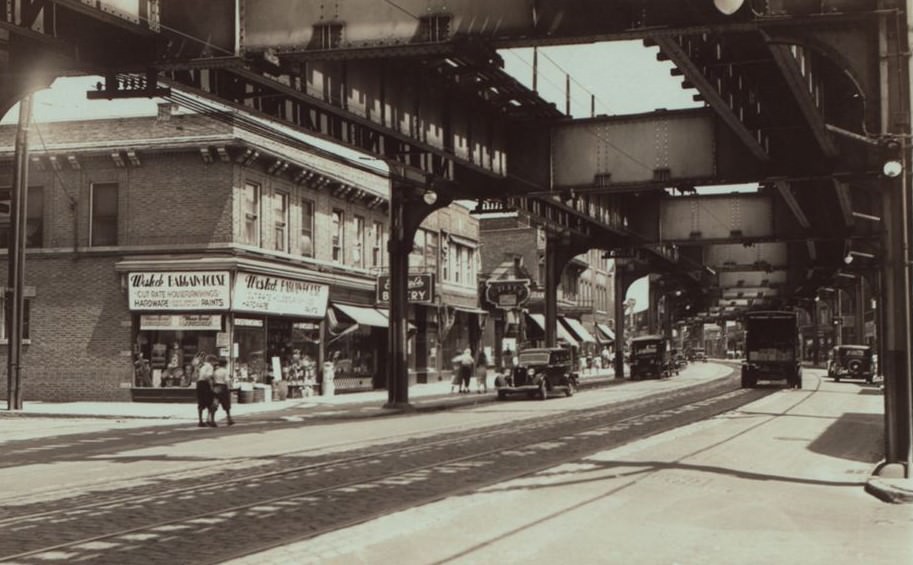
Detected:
[
  {"left": 0, "top": 186, "right": 43, "bottom": 249},
  {"left": 424, "top": 231, "right": 438, "bottom": 274},
  {"left": 90, "top": 183, "right": 118, "bottom": 247},
  {"left": 272, "top": 191, "right": 289, "bottom": 252},
  {"left": 241, "top": 182, "right": 260, "bottom": 246},
  {"left": 353, "top": 215, "right": 365, "bottom": 268},
  {"left": 331, "top": 209, "right": 344, "bottom": 263},
  {"left": 301, "top": 199, "right": 315, "bottom": 257},
  {"left": 372, "top": 221, "right": 384, "bottom": 268}
]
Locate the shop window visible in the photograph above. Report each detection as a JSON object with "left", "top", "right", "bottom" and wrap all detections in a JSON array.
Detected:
[
  {"left": 372, "top": 221, "right": 384, "bottom": 268},
  {"left": 241, "top": 181, "right": 261, "bottom": 246},
  {"left": 90, "top": 183, "right": 118, "bottom": 246},
  {"left": 0, "top": 186, "right": 43, "bottom": 249},
  {"left": 0, "top": 296, "right": 31, "bottom": 342},
  {"left": 272, "top": 191, "right": 289, "bottom": 252},
  {"left": 331, "top": 208, "right": 344, "bottom": 263},
  {"left": 353, "top": 215, "right": 365, "bottom": 268},
  {"left": 301, "top": 198, "right": 315, "bottom": 257}
]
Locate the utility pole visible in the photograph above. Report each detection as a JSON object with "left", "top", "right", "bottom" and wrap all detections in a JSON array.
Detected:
[{"left": 7, "top": 94, "right": 32, "bottom": 411}]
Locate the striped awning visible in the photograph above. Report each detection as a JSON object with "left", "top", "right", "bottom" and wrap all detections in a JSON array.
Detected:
[
  {"left": 596, "top": 323, "right": 615, "bottom": 342},
  {"left": 560, "top": 317, "right": 597, "bottom": 343},
  {"left": 527, "top": 313, "right": 578, "bottom": 347}
]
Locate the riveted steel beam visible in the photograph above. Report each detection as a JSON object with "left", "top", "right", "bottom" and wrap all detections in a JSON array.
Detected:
[
  {"left": 653, "top": 35, "right": 769, "bottom": 162},
  {"left": 766, "top": 39, "right": 839, "bottom": 158},
  {"left": 551, "top": 108, "right": 762, "bottom": 191},
  {"left": 775, "top": 179, "right": 811, "bottom": 230}
]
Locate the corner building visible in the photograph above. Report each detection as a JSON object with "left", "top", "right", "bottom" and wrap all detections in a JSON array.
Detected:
[{"left": 0, "top": 106, "right": 481, "bottom": 401}]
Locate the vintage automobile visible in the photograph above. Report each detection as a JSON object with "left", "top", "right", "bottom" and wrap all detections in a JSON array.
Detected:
[
  {"left": 495, "top": 347, "right": 579, "bottom": 400},
  {"left": 629, "top": 335, "right": 674, "bottom": 380},
  {"left": 690, "top": 348, "right": 707, "bottom": 362},
  {"left": 827, "top": 345, "right": 875, "bottom": 383}
]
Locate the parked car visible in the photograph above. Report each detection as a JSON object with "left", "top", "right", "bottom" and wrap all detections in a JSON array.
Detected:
[
  {"left": 495, "top": 347, "right": 579, "bottom": 400},
  {"left": 827, "top": 345, "right": 875, "bottom": 383}
]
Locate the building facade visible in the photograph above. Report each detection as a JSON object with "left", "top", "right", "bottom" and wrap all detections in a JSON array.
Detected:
[
  {"left": 477, "top": 212, "right": 615, "bottom": 369},
  {"left": 0, "top": 107, "right": 481, "bottom": 401}
]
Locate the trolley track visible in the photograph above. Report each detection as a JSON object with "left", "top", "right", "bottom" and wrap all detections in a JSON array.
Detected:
[{"left": 1, "top": 374, "right": 776, "bottom": 564}]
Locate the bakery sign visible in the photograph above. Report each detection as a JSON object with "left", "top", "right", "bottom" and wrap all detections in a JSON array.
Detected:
[
  {"left": 485, "top": 279, "right": 531, "bottom": 309},
  {"left": 376, "top": 273, "right": 435, "bottom": 304}
]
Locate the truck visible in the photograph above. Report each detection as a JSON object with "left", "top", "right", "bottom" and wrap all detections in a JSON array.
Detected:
[{"left": 740, "top": 310, "right": 802, "bottom": 389}]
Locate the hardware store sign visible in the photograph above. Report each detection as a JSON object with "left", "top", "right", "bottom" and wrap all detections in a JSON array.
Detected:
[
  {"left": 233, "top": 273, "right": 329, "bottom": 318},
  {"left": 129, "top": 271, "right": 231, "bottom": 311}
]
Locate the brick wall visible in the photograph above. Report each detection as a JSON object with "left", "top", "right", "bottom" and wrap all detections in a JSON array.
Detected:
[{"left": 0, "top": 255, "right": 133, "bottom": 401}]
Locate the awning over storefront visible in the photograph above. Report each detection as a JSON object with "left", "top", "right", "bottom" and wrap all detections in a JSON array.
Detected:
[
  {"left": 452, "top": 305, "right": 488, "bottom": 315},
  {"left": 561, "top": 317, "right": 597, "bottom": 343},
  {"left": 331, "top": 303, "right": 389, "bottom": 328},
  {"left": 596, "top": 323, "right": 615, "bottom": 343},
  {"left": 527, "top": 313, "right": 578, "bottom": 347}
]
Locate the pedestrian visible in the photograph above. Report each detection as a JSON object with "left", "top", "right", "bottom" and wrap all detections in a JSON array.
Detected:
[
  {"left": 475, "top": 348, "right": 489, "bottom": 393},
  {"left": 195, "top": 354, "right": 216, "bottom": 427},
  {"left": 209, "top": 358, "right": 234, "bottom": 427},
  {"left": 455, "top": 348, "right": 474, "bottom": 393}
]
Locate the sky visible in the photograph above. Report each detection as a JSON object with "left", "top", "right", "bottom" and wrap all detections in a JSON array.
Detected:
[{"left": 2, "top": 41, "right": 703, "bottom": 312}]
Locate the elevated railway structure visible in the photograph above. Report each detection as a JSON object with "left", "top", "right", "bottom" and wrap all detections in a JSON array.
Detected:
[{"left": 0, "top": 0, "right": 910, "bottom": 476}]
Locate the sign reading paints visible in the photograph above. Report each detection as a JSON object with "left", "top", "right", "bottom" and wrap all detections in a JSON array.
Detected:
[
  {"left": 128, "top": 271, "right": 231, "bottom": 311},
  {"left": 233, "top": 272, "right": 329, "bottom": 318}
]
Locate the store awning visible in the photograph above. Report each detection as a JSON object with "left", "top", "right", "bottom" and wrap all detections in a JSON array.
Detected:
[
  {"left": 527, "top": 313, "right": 578, "bottom": 347},
  {"left": 596, "top": 323, "right": 615, "bottom": 342},
  {"left": 374, "top": 307, "right": 416, "bottom": 331},
  {"left": 331, "top": 303, "right": 389, "bottom": 328},
  {"left": 452, "top": 305, "right": 488, "bottom": 315},
  {"left": 561, "top": 317, "right": 597, "bottom": 343}
]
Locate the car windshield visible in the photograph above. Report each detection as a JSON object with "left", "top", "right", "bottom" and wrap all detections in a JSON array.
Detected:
[
  {"left": 633, "top": 342, "right": 660, "bottom": 356},
  {"left": 518, "top": 351, "right": 552, "bottom": 365}
]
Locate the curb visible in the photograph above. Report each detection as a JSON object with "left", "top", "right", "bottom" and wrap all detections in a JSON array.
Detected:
[{"left": 865, "top": 478, "right": 913, "bottom": 504}]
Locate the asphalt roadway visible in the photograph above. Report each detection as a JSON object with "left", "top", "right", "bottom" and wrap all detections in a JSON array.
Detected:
[{"left": 1, "top": 362, "right": 911, "bottom": 565}]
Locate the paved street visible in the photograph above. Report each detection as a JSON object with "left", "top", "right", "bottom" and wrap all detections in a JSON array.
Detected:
[
  {"left": 0, "top": 363, "right": 910, "bottom": 564},
  {"left": 228, "top": 368, "right": 912, "bottom": 565}
]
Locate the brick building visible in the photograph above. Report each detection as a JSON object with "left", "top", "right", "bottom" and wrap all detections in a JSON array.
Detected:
[
  {"left": 478, "top": 212, "right": 615, "bottom": 369},
  {"left": 0, "top": 106, "right": 481, "bottom": 401}
]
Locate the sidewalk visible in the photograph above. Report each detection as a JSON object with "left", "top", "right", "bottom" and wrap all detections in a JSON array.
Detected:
[{"left": 0, "top": 367, "right": 618, "bottom": 421}]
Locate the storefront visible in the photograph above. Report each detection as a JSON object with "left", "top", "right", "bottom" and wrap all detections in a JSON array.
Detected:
[
  {"left": 326, "top": 302, "right": 390, "bottom": 392},
  {"left": 127, "top": 268, "right": 329, "bottom": 399}
]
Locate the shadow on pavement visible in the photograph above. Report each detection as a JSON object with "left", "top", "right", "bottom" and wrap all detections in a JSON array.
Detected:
[{"left": 807, "top": 412, "right": 884, "bottom": 463}]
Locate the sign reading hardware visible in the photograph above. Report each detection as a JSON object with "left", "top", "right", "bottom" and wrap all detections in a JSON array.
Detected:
[
  {"left": 233, "top": 273, "right": 329, "bottom": 317},
  {"left": 376, "top": 273, "right": 435, "bottom": 304},
  {"left": 128, "top": 271, "right": 231, "bottom": 311}
]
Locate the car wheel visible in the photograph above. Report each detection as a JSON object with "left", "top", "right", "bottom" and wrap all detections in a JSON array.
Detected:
[
  {"left": 565, "top": 379, "right": 576, "bottom": 397},
  {"left": 538, "top": 379, "right": 548, "bottom": 400},
  {"left": 497, "top": 390, "right": 507, "bottom": 401},
  {"left": 834, "top": 376, "right": 841, "bottom": 383}
]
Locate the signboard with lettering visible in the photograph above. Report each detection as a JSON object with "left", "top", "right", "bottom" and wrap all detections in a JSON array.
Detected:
[
  {"left": 140, "top": 314, "right": 223, "bottom": 331},
  {"left": 376, "top": 273, "right": 435, "bottom": 304},
  {"left": 233, "top": 272, "right": 329, "bottom": 318},
  {"left": 484, "top": 279, "right": 531, "bottom": 310},
  {"left": 128, "top": 271, "right": 231, "bottom": 311}
]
